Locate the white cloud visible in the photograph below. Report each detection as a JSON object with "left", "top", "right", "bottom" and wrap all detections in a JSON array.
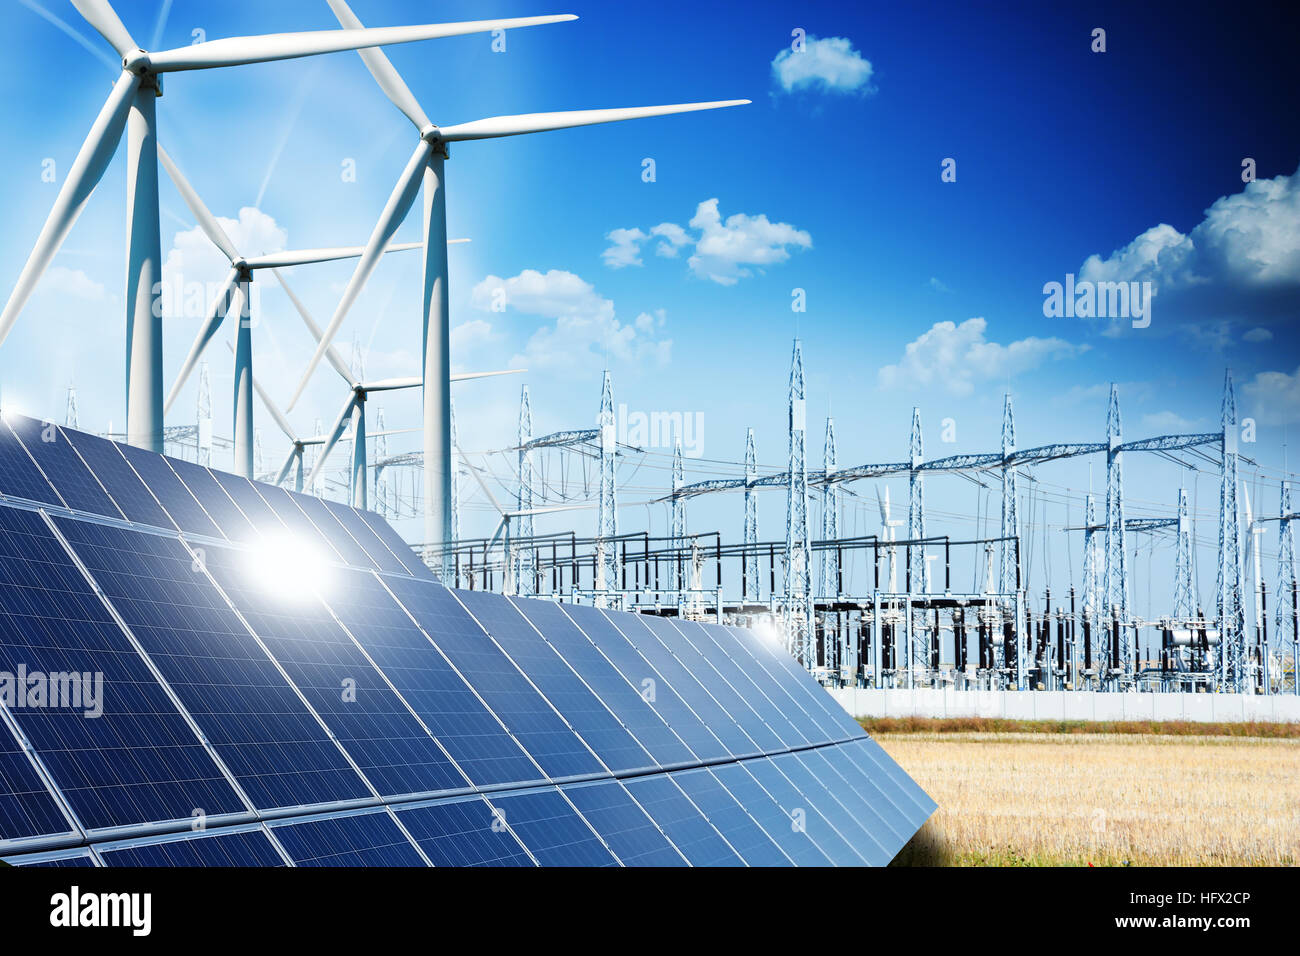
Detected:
[
  {"left": 470, "top": 269, "right": 670, "bottom": 371},
  {"left": 1078, "top": 166, "right": 1300, "bottom": 328},
  {"left": 1242, "top": 366, "right": 1300, "bottom": 425},
  {"left": 771, "top": 36, "right": 875, "bottom": 95},
  {"left": 450, "top": 318, "right": 499, "bottom": 353},
  {"left": 1243, "top": 327, "right": 1273, "bottom": 343},
  {"left": 1140, "top": 410, "right": 1202, "bottom": 432},
  {"left": 39, "top": 267, "right": 105, "bottom": 301},
  {"left": 927, "top": 276, "right": 951, "bottom": 293},
  {"left": 161, "top": 207, "right": 287, "bottom": 320},
  {"left": 601, "top": 227, "right": 647, "bottom": 269},
  {"left": 878, "top": 317, "right": 1086, "bottom": 397},
  {"left": 602, "top": 199, "right": 811, "bottom": 285}
]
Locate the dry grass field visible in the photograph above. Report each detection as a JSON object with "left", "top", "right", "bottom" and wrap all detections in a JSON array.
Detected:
[{"left": 876, "top": 724, "right": 1300, "bottom": 866}]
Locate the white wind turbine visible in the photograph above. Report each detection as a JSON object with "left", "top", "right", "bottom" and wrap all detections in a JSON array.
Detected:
[
  {"left": 876, "top": 486, "right": 904, "bottom": 592},
  {"left": 275, "top": 268, "right": 523, "bottom": 509},
  {"left": 287, "top": 0, "right": 750, "bottom": 560},
  {"left": 159, "top": 146, "right": 472, "bottom": 479},
  {"left": 0, "top": 0, "right": 574, "bottom": 453}
]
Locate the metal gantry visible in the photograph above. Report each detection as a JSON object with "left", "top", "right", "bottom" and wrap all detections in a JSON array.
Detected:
[
  {"left": 743, "top": 428, "right": 759, "bottom": 603},
  {"left": 517, "top": 386, "right": 536, "bottom": 596},
  {"left": 1218, "top": 370, "right": 1247, "bottom": 691},
  {"left": 596, "top": 371, "right": 619, "bottom": 600},
  {"left": 785, "top": 340, "right": 814, "bottom": 664}
]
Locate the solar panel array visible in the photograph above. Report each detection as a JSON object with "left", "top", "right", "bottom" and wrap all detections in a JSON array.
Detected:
[{"left": 0, "top": 413, "right": 933, "bottom": 866}]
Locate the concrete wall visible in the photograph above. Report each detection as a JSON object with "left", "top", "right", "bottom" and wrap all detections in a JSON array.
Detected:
[{"left": 830, "top": 687, "right": 1300, "bottom": 723}]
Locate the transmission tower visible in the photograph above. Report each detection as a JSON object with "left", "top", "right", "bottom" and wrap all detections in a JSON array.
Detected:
[
  {"left": 784, "top": 339, "right": 814, "bottom": 664},
  {"left": 672, "top": 439, "right": 685, "bottom": 602},
  {"left": 1277, "top": 480, "right": 1298, "bottom": 693},
  {"left": 743, "top": 428, "right": 759, "bottom": 602},
  {"left": 517, "top": 386, "right": 536, "bottom": 596},
  {"left": 64, "top": 386, "right": 78, "bottom": 429},
  {"left": 1103, "top": 384, "right": 1129, "bottom": 628},
  {"left": 374, "top": 407, "right": 389, "bottom": 517},
  {"left": 1217, "top": 370, "right": 1245, "bottom": 691},
  {"left": 596, "top": 371, "right": 619, "bottom": 598},
  {"left": 821, "top": 417, "right": 840, "bottom": 597},
  {"left": 908, "top": 407, "right": 926, "bottom": 594},
  {"left": 1172, "top": 487, "right": 1194, "bottom": 619},
  {"left": 253, "top": 428, "right": 264, "bottom": 478},
  {"left": 999, "top": 394, "right": 1019, "bottom": 596},
  {"left": 1082, "top": 493, "right": 1100, "bottom": 619},
  {"left": 449, "top": 400, "right": 461, "bottom": 542},
  {"left": 197, "top": 361, "right": 213, "bottom": 466}
]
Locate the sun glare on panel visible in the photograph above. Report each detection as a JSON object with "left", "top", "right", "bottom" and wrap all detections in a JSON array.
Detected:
[{"left": 246, "top": 532, "right": 331, "bottom": 601}]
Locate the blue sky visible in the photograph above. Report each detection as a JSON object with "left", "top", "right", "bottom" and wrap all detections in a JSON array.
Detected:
[{"left": 0, "top": 0, "right": 1297, "bottom": 621}]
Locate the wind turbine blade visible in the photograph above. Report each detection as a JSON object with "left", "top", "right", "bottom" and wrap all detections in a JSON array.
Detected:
[
  {"left": 148, "top": 16, "right": 577, "bottom": 72},
  {"left": 246, "top": 240, "right": 423, "bottom": 269},
  {"left": 460, "top": 449, "right": 506, "bottom": 516},
  {"left": 360, "top": 377, "right": 422, "bottom": 392},
  {"left": 274, "top": 447, "right": 299, "bottom": 487},
  {"left": 325, "top": 0, "right": 431, "bottom": 130},
  {"left": 287, "top": 139, "right": 432, "bottom": 410},
  {"left": 874, "top": 487, "right": 888, "bottom": 524},
  {"left": 157, "top": 145, "right": 240, "bottom": 263},
  {"left": 437, "top": 99, "right": 750, "bottom": 142},
  {"left": 306, "top": 395, "right": 359, "bottom": 487},
  {"left": 269, "top": 268, "right": 354, "bottom": 386},
  {"left": 451, "top": 368, "right": 526, "bottom": 382},
  {"left": 164, "top": 266, "right": 240, "bottom": 413},
  {"left": 0, "top": 72, "right": 136, "bottom": 347},
  {"left": 225, "top": 340, "right": 296, "bottom": 441},
  {"left": 71, "top": 0, "right": 137, "bottom": 58}
]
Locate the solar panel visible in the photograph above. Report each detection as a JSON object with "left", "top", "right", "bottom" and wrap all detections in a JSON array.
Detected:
[
  {"left": 0, "top": 506, "right": 247, "bottom": 832},
  {"left": 486, "top": 787, "right": 618, "bottom": 866},
  {"left": 268, "top": 809, "right": 427, "bottom": 866},
  {"left": 96, "top": 826, "right": 287, "bottom": 866},
  {"left": 53, "top": 517, "right": 371, "bottom": 811},
  {"left": 394, "top": 796, "right": 535, "bottom": 866},
  {"left": 456, "top": 590, "right": 654, "bottom": 773},
  {"left": 0, "top": 421, "right": 933, "bottom": 866},
  {"left": 5, "top": 415, "right": 122, "bottom": 520}
]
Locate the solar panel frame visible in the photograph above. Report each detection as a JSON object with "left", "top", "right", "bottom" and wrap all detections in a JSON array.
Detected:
[
  {"left": 95, "top": 823, "right": 289, "bottom": 867},
  {"left": 394, "top": 795, "right": 536, "bottom": 867},
  {"left": 706, "top": 760, "right": 833, "bottom": 867},
  {"left": 5, "top": 415, "right": 123, "bottom": 521},
  {"left": 350, "top": 505, "right": 434, "bottom": 578},
  {"left": 0, "top": 418, "right": 66, "bottom": 508},
  {"left": 620, "top": 773, "right": 744, "bottom": 867},
  {"left": 57, "top": 429, "right": 176, "bottom": 530},
  {"left": 268, "top": 808, "right": 428, "bottom": 867},
  {"left": 112, "top": 442, "right": 224, "bottom": 540},
  {"left": 560, "top": 779, "right": 687, "bottom": 867},
  {"left": 2, "top": 846, "right": 98, "bottom": 867},
  {"left": 485, "top": 787, "right": 619, "bottom": 867},
  {"left": 740, "top": 757, "right": 868, "bottom": 866},
  {"left": 0, "top": 699, "right": 79, "bottom": 850},
  {"left": 767, "top": 751, "right": 891, "bottom": 866},
  {"left": 161, "top": 457, "right": 259, "bottom": 543},
  {"left": 669, "top": 766, "right": 793, "bottom": 867}
]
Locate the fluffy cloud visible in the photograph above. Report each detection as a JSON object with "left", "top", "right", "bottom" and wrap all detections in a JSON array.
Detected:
[
  {"left": 1140, "top": 410, "right": 1202, "bottom": 432},
  {"left": 1243, "top": 327, "right": 1273, "bottom": 343},
  {"left": 878, "top": 317, "right": 1086, "bottom": 397},
  {"left": 161, "top": 207, "right": 287, "bottom": 320},
  {"left": 1077, "top": 166, "right": 1300, "bottom": 330},
  {"left": 602, "top": 199, "right": 811, "bottom": 286},
  {"left": 771, "top": 36, "right": 875, "bottom": 95},
  {"left": 470, "top": 269, "right": 670, "bottom": 371},
  {"left": 1241, "top": 366, "right": 1300, "bottom": 425},
  {"left": 38, "top": 267, "right": 105, "bottom": 301}
]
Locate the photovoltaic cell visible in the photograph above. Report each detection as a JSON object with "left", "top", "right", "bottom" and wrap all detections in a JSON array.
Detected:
[
  {"left": 768, "top": 752, "right": 890, "bottom": 865},
  {"left": 321, "top": 500, "right": 415, "bottom": 576},
  {"left": 5, "top": 416, "right": 122, "bottom": 520},
  {"left": 0, "top": 420, "right": 62, "bottom": 507},
  {"left": 206, "top": 470, "right": 288, "bottom": 537},
  {"left": 621, "top": 774, "right": 742, "bottom": 867},
  {"left": 270, "top": 810, "right": 426, "bottom": 867},
  {"left": 798, "top": 746, "right": 911, "bottom": 849},
  {"left": 488, "top": 788, "right": 618, "bottom": 867},
  {"left": 670, "top": 767, "right": 792, "bottom": 867},
  {"left": 611, "top": 613, "right": 761, "bottom": 759},
  {"left": 246, "top": 484, "right": 345, "bottom": 564},
  {"left": 0, "top": 712, "right": 74, "bottom": 845},
  {"left": 113, "top": 443, "right": 223, "bottom": 539},
  {"left": 352, "top": 505, "right": 433, "bottom": 578},
  {"left": 561, "top": 780, "right": 685, "bottom": 866},
  {"left": 331, "top": 574, "right": 541, "bottom": 787},
  {"left": 847, "top": 736, "right": 937, "bottom": 819},
  {"left": 457, "top": 590, "right": 653, "bottom": 773},
  {"left": 390, "top": 581, "right": 602, "bottom": 780},
  {"left": 287, "top": 491, "right": 378, "bottom": 570},
  {"left": 55, "top": 517, "right": 371, "bottom": 811},
  {"left": 98, "top": 828, "right": 286, "bottom": 866},
  {"left": 0, "top": 506, "right": 246, "bottom": 831},
  {"left": 204, "top": 559, "right": 470, "bottom": 800},
  {"left": 159, "top": 458, "right": 257, "bottom": 543},
  {"left": 741, "top": 758, "right": 865, "bottom": 866},
  {"left": 58, "top": 430, "right": 175, "bottom": 530},
  {"left": 561, "top": 604, "right": 730, "bottom": 763},
  {"left": 707, "top": 761, "right": 832, "bottom": 867},
  {"left": 516, "top": 600, "right": 695, "bottom": 768},
  {"left": 395, "top": 796, "right": 535, "bottom": 867}
]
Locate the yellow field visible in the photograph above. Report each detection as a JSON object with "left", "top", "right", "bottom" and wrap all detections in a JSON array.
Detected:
[{"left": 880, "top": 732, "right": 1300, "bottom": 866}]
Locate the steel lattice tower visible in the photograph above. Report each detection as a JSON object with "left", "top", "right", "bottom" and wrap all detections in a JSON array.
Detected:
[
  {"left": 821, "top": 417, "right": 840, "bottom": 597},
  {"left": 64, "top": 386, "right": 78, "bottom": 429},
  {"left": 743, "top": 428, "right": 759, "bottom": 602},
  {"left": 908, "top": 407, "right": 926, "bottom": 594},
  {"left": 253, "top": 428, "right": 263, "bottom": 478},
  {"left": 1277, "top": 481, "right": 1298, "bottom": 693},
  {"left": 1172, "top": 487, "right": 1194, "bottom": 620},
  {"left": 671, "top": 439, "right": 686, "bottom": 601},
  {"left": 1217, "top": 370, "right": 1246, "bottom": 691},
  {"left": 784, "top": 340, "right": 814, "bottom": 664},
  {"left": 596, "top": 371, "right": 619, "bottom": 597},
  {"left": 517, "top": 386, "right": 536, "bottom": 596},
  {"left": 374, "top": 407, "right": 389, "bottom": 518},
  {"left": 1082, "top": 493, "right": 1100, "bottom": 619},
  {"left": 1103, "top": 384, "right": 1129, "bottom": 628},
  {"left": 999, "top": 394, "right": 1019, "bottom": 597},
  {"left": 197, "top": 361, "right": 213, "bottom": 467}
]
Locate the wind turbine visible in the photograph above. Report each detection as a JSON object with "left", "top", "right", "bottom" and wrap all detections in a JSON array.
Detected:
[
  {"left": 288, "top": 0, "right": 750, "bottom": 567},
  {"left": 159, "top": 146, "right": 466, "bottom": 478},
  {"left": 277, "top": 268, "right": 523, "bottom": 509},
  {"left": 0, "top": 0, "right": 575, "bottom": 453},
  {"left": 876, "top": 486, "right": 903, "bottom": 592}
]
